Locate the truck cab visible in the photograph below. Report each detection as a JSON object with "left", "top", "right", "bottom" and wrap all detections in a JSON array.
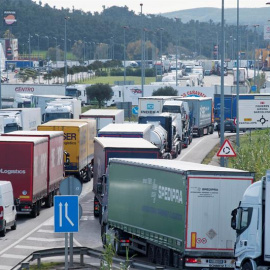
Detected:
[
  {"left": 0, "top": 111, "right": 21, "bottom": 133},
  {"left": 231, "top": 176, "right": 267, "bottom": 270}
]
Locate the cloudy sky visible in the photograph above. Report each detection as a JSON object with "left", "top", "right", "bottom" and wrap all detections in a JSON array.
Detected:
[{"left": 39, "top": 0, "right": 269, "bottom": 14}]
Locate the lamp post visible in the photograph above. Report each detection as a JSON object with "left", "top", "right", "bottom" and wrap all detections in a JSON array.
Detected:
[
  {"left": 175, "top": 18, "right": 180, "bottom": 86},
  {"left": 123, "top": 26, "right": 129, "bottom": 86},
  {"left": 44, "top": 36, "right": 49, "bottom": 49},
  {"left": 236, "top": 0, "right": 240, "bottom": 147},
  {"left": 140, "top": 3, "right": 144, "bottom": 96},
  {"left": 216, "top": 32, "right": 219, "bottom": 60},
  {"left": 53, "top": 37, "right": 58, "bottom": 69},
  {"left": 28, "top": 33, "right": 32, "bottom": 65},
  {"left": 252, "top": 24, "right": 260, "bottom": 88},
  {"left": 35, "top": 34, "right": 40, "bottom": 83},
  {"left": 64, "top": 17, "right": 69, "bottom": 87},
  {"left": 83, "top": 37, "right": 86, "bottom": 65},
  {"left": 160, "top": 28, "right": 164, "bottom": 74}
]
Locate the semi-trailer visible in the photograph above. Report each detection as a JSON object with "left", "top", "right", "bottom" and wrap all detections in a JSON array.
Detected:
[
  {"left": 101, "top": 158, "right": 254, "bottom": 268},
  {"left": 80, "top": 109, "right": 124, "bottom": 133},
  {"left": 0, "top": 137, "right": 49, "bottom": 218},
  {"left": 1, "top": 130, "right": 64, "bottom": 208},
  {"left": 38, "top": 121, "right": 94, "bottom": 183},
  {"left": 93, "top": 137, "right": 160, "bottom": 221}
]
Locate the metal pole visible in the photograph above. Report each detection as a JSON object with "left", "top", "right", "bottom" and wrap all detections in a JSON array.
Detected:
[
  {"left": 253, "top": 25, "right": 259, "bottom": 89},
  {"left": 140, "top": 3, "right": 144, "bottom": 96},
  {"left": 160, "top": 28, "right": 163, "bottom": 74},
  {"left": 220, "top": 0, "right": 225, "bottom": 167},
  {"left": 64, "top": 17, "right": 68, "bottom": 86},
  {"left": 70, "top": 233, "right": 73, "bottom": 266},
  {"left": 65, "top": 233, "right": 68, "bottom": 270},
  {"left": 124, "top": 26, "right": 127, "bottom": 86},
  {"left": 236, "top": 0, "right": 240, "bottom": 147},
  {"left": 175, "top": 18, "right": 179, "bottom": 86},
  {"left": 29, "top": 33, "right": 31, "bottom": 65}
]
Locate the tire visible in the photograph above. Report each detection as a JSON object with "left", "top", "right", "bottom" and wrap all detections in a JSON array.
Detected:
[
  {"left": 242, "top": 262, "right": 253, "bottom": 270},
  {"left": 46, "top": 193, "right": 53, "bottom": 208},
  {"left": 209, "top": 126, "right": 214, "bottom": 134},
  {"left": 189, "top": 135, "right": 193, "bottom": 144},
  {"left": 163, "top": 249, "right": 171, "bottom": 266},
  {"left": 0, "top": 225, "right": 6, "bottom": 237},
  {"left": 198, "top": 129, "right": 202, "bottom": 137},
  {"left": 155, "top": 247, "right": 163, "bottom": 265},
  {"left": 98, "top": 203, "right": 103, "bottom": 224},
  {"left": 147, "top": 244, "right": 156, "bottom": 264},
  {"left": 37, "top": 201, "right": 41, "bottom": 216},
  {"left": 178, "top": 142, "right": 182, "bottom": 155},
  {"left": 11, "top": 219, "right": 17, "bottom": 230},
  {"left": 31, "top": 204, "right": 38, "bottom": 218}
]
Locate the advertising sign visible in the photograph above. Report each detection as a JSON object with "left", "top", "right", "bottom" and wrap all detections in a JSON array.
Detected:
[
  {"left": 239, "top": 99, "right": 270, "bottom": 128},
  {"left": 265, "top": 25, "right": 270, "bottom": 40},
  {"left": 3, "top": 11, "right": 17, "bottom": 26}
]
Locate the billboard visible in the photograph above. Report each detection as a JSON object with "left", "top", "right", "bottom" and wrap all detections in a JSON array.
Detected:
[
  {"left": 3, "top": 11, "right": 17, "bottom": 26},
  {"left": 264, "top": 25, "right": 270, "bottom": 40}
]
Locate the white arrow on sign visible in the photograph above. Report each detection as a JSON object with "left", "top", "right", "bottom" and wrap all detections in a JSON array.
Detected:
[{"left": 58, "top": 202, "right": 74, "bottom": 227}]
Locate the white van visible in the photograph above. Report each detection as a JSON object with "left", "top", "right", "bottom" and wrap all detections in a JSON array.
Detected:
[{"left": 0, "top": 181, "right": 17, "bottom": 236}]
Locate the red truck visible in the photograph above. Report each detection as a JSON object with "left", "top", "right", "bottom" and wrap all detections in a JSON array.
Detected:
[{"left": 2, "top": 131, "right": 64, "bottom": 209}]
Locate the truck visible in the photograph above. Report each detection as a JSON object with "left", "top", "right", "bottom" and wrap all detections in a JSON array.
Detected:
[
  {"left": 0, "top": 136, "right": 49, "bottom": 217},
  {"left": 100, "top": 158, "right": 254, "bottom": 268},
  {"left": 1, "top": 130, "right": 64, "bottom": 208},
  {"left": 93, "top": 137, "right": 160, "bottom": 220},
  {"left": 0, "top": 116, "right": 4, "bottom": 134},
  {"left": 43, "top": 99, "right": 81, "bottom": 123},
  {"left": 38, "top": 120, "right": 95, "bottom": 183},
  {"left": 177, "top": 97, "right": 214, "bottom": 137},
  {"left": 31, "top": 95, "right": 75, "bottom": 119},
  {"left": 138, "top": 96, "right": 174, "bottom": 116},
  {"left": 139, "top": 113, "right": 182, "bottom": 158},
  {"left": 233, "top": 67, "right": 246, "bottom": 84},
  {"left": 1, "top": 84, "right": 66, "bottom": 99},
  {"left": 98, "top": 123, "right": 154, "bottom": 141},
  {"left": 65, "top": 84, "right": 90, "bottom": 105},
  {"left": 231, "top": 170, "right": 270, "bottom": 270},
  {"left": 80, "top": 109, "right": 124, "bottom": 133},
  {"left": 13, "top": 93, "right": 33, "bottom": 108},
  {"left": 0, "top": 108, "right": 41, "bottom": 133},
  {"left": 162, "top": 99, "right": 191, "bottom": 147}
]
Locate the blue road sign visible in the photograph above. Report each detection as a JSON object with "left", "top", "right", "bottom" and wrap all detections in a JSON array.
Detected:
[
  {"left": 251, "top": 85, "right": 257, "bottom": 92},
  {"left": 54, "top": 195, "right": 79, "bottom": 233},
  {"left": 132, "top": 106, "right": 138, "bottom": 115}
]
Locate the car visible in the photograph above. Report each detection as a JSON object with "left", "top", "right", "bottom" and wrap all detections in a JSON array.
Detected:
[{"left": 217, "top": 119, "right": 246, "bottom": 137}]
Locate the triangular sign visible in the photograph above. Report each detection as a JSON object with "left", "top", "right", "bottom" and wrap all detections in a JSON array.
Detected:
[{"left": 217, "top": 139, "right": 237, "bottom": 157}]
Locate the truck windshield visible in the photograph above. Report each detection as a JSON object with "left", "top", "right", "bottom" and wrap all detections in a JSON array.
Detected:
[
  {"left": 18, "top": 102, "right": 31, "bottom": 108},
  {"left": 44, "top": 113, "right": 70, "bottom": 122},
  {"left": 162, "top": 106, "right": 181, "bottom": 114},
  {"left": 66, "top": 88, "right": 81, "bottom": 98},
  {"left": 4, "top": 124, "right": 19, "bottom": 133}
]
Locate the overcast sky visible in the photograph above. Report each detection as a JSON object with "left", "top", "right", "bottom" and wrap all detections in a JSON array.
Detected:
[{"left": 39, "top": 0, "right": 269, "bottom": 14}]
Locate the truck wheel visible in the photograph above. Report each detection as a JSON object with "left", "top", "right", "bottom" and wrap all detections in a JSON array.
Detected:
[
  {"left": 198, "top": 129, "right": 202, "bottom": 137},
  {"left": 178, "top": 142, "right": 182, "bottom": 155},
  {"left": 147, "top": 244, "right": 156, "bottom": 264},
  {"left": 155, "top": 247, "right": 163, "bottom": 265},
  {"left": 209, "top": 126, "right": 214, "bottom": 134},
  {"left": 242, "top": 262, "right": 253, "bottom": 270},
  {"left": 37, "top": 201, "right": 41, "bottom": 216},
  {"left": 173, "top": 252, "right": 179, "bottom": 268},
  {"left": 31, "top": 204, "right": 38, "bottom": 218},
  {"left": 46, "top": 193, "right": 53, "bottom": 208},
  {"left": 0, "top": 225, "right": 6, "bottom": 237},
  {"left": 163, "top": 249, "right": 171, "bottom": 266},
  {"left": 189, "top": 135, "right": 193, "bottom": 144}
]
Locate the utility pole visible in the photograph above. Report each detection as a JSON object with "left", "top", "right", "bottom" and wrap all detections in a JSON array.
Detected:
[{"left": 140, "top": 3, "right": 144, "bottom": 96}]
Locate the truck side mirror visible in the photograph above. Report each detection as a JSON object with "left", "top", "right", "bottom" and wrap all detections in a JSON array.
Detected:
[
  {"left": 64, "top": 151, "right": 70, "bottom": 167},
  {"left": 14, "top": 198, "right": 20, "bottom": 206},
  {"left": 231, "top": 208, "right": 237, "bottom": 230},
  {"left": 97, "top": 182, "right": 103, "bottom": 194}
]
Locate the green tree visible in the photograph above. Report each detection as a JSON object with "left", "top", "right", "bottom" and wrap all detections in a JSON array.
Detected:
[
  {"left": 152, "top": 86, "right": 178, "bottom": 96},
  {"left": 86, "top": 83, "right": 113, "bottom": 108}
]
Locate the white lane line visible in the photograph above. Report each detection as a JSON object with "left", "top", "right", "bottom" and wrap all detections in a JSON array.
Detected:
[
  {"left": 37, "top": 229, "right": 55, "bottom": 233},
  {"left": 15, "top": 245, "right": 53, "bottom": 250},
  {"left": 0, "top": 216, "right": 54, "bottom": 256},
  {"left": 1, "top": 254, "right": 25, "bottom": 259},
  {"left": 27, "top": 237, "right": 63, "bottom": 242}
]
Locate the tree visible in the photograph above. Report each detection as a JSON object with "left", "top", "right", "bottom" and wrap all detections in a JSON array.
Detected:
[
  {"left": 86, "top": 84, "right": 113, "bottom": 108},
  {"left": 152, "top": 86, "right": 178, "bottom": 96}
]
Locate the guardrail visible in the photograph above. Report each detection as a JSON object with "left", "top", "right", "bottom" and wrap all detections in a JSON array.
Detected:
[{"left": 12, "top": 246, "right": 169, "bottom": 270}]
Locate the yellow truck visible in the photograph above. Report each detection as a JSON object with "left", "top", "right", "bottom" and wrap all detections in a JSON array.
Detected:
[{"left": 38, "top": 120, "right": 95, "bottom": 182}]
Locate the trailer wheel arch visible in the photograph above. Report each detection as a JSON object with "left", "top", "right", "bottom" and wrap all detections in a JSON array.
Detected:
[{"left": 241, "top": 259, "right": 256, "bottom": 270}]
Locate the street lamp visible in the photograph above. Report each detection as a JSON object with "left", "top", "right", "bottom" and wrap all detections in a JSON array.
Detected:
[
  {"left": 175, "top": 17, "right": 180, "bottom": 86},
  {"left": 140, "top": 3, "right": 144, "bottom": 96},
  {"left": 158, "top": 28, "right": 164, "bottom": 74},
  {"left": 44, "top": 36, "right": 49, "bottom": 49},
  {"left": 252, "top": 24, "right": 260, "bottom": 88},
  {"left": 53, "top": 37, "right": 58, "bottom": 68},
  {"left": 236, "top": 0, "right": 240, "bottom": 147},
  {"left": 35, "top": 34, "right": 40, "bottom": 83},
  {"left": 64, "top": 16, "right": 70, "bottom": 86},
  {"left": 28, "top": 34, "right": 33, "bottom": 65},
  {"left": 123, "top": 26, "right": 129, "bottom": 86},
  {"left": 83, "top": 37, "right": 86, "bottom": 65}
]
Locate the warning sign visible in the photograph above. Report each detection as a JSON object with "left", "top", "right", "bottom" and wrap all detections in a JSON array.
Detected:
[
  {"left": 217, "top": 139, "right": 236, "bottom": 157},
  {"left": 239, "top": 99, "right": 270, "bottom": 129}
]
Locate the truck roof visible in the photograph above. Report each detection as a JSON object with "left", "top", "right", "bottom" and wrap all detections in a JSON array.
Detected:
[
  {"left": 99, "top": 123, "right": 153, "bottom": 133},
  {"left": 109, "top": 158, "right": 253, "bottom": 175},
  {"left": 5, "top": 130, "right": 64, "bottom": 138},
  {"left": 176, "top": 96, "right": 211, "bottom": 101},
  {"left": 39, "top": 121, "right": 87, "bottom": 128},
  {"left": 80, "top": 109, "right": 123, "bottom": 117},
  {"left": 0, "top": 136, "right": 48, "bottom": 144},
  {"left": 94, "top": 137, "right": 158, "bottom": 149},
  {"left": 139, "top": 96, "right": 175, "bottom": 100},
  {"left": 163, "top": 100, "right": 185, "bottom": 106}
]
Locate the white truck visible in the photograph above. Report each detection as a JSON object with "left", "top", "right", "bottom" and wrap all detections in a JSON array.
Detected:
[
  {"left": 43, "top": 99, "right": 81, "bottom": 123},
  {"left": 80, "top": 109, "right": 124, "bottom": 133},
  {"left": 0, "top": 116, "right": 4, "bottom": 134},
  {"left": 1, "top": 84, "right": 66, "bottom": 99},
  {"left": 231, "top": 170, "right": 270, "bottom": 270},
  {"left": 233, "top": 68, "right": 246, "bottom": 85},
  {"left": 31, "top": 95, "right": 74, "bottom": 119},
  {"left": 65, "top": 84, "right": 90, "bottom": 105},
  {"left": 0, "top": 108, "right": 41, "bottom": 133},
  {"left": 13, "top": 93, "right": 33, "bottom": 108}
]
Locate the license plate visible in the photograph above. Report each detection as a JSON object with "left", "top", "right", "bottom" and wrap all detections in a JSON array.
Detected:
[{"left": 209, "top": 260, "right": 224, "bottom": 264}]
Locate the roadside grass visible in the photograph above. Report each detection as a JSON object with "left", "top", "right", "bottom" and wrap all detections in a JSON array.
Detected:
[
  {"left": 29, "top": 262, "right": 62, "bottom": 269},
  {"left": 83, "top": 76, "right": 156, "bottom": 85},
  {"left": 202, "top": 142, "right": 221, "bottom": 165}
]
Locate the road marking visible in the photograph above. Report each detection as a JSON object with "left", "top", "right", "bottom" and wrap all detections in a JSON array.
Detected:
[
  {"left": 27, "top": 237, "right": 63, "bottom": 242},
  {"left": 0, "top": 216, "right": 54, "bottom": 256},
  {"left": 37, "top": 229, "right": 55, "bottom": 233},
  {"left": 1, "top": 254, "right": 25, "bottom": 259},
  {"left": 80, "top": 216, "right": 95, "bottom": 221},
  {"left": 15, "top": 245, "right": 53, "bottom": 250}
]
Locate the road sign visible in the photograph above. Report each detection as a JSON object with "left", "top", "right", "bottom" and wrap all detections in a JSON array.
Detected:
[
  {"left": 59, "top": 176, "right": 82, "bottom": 196},
  {"left": 54, "top": 195, "right": 79, "bottom": 233},
  {"left": 132, "top": 106, "right": 138, "bottom": 115},
  {"left": 217, "top": 139, "right": 237, "bottom": 157},
  {"left": 251, "top": 85, "right": 257, "bottom": 92},
  {"left": 233, "top": 118, "right": 237, "bottom": 126}
]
